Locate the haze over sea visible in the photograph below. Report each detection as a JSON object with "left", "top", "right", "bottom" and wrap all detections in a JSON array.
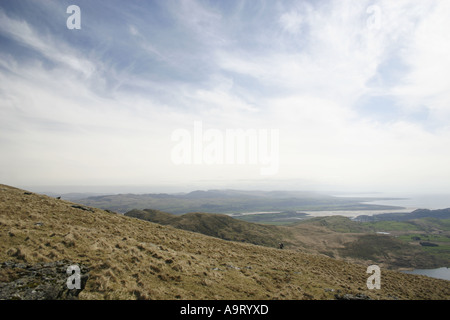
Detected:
[
  {"left": 304, "top": 193, "right": 450, "bottom": 219},
  {"left": 360, "top": 193, "right": 450, "bottom": 210}
]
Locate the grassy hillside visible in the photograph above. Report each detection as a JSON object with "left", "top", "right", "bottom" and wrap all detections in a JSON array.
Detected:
[
  {"left": 125, "top": 209, "right": 449, "bottom": 270},
  {"left": 290, "top": 216, "right": 449, "bottom": 268},
  {"left": 362, "top": 218, "right": 450, "bottom": 265},
  {"left": 1, "top": 184, "right": 449, "bottom": 300},
  {"left": 293, "top": 216, "right": 370, "bottom": 233},
  {"left": 357, "top": 208, "right": 450, "bottom": 221},
  {"left": 232, "top": 210, "right": 310, "bottom": 225},
  {"left": 337, "top": 234, "right": 445, "bottom": 269},
  {"left": 125, "top": 209, "right": 287, "bottom": 247}
]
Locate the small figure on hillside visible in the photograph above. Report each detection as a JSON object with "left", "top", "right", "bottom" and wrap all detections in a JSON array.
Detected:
[
  {"left": 278, "top": 242, "right": 284, "bottom": 249},
  {"left": 56, "top": 196, "right": 61, "bottom": 200}
]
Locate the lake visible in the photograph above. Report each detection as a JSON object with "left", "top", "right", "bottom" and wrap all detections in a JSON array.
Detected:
[{"left": 402, "top": 267, "right": 450, "bottom": 281}]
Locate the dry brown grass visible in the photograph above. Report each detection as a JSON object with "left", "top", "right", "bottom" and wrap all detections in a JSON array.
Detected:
[{"left": 1, "top": 184, "right": 449, "bottom": 300}]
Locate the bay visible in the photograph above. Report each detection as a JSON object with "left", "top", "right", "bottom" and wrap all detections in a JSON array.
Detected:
[
  {"left": 402, "top": 267, "right": 450, "bottom": 281},
  {"left": 359, "top": 193, "right": 450, "bottom": 210}
]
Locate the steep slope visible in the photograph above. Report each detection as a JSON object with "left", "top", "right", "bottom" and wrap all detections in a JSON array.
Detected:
[
  {"left": 1, "top": 184, "right": 449, "bottom": 300},
  {"left": 125, "top": 209, "right": 287, "bottom": 247}
]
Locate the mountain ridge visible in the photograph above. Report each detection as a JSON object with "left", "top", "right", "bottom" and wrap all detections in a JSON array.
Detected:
[{"left": 75, "top": 189, "right": 403, "bottom": 214}]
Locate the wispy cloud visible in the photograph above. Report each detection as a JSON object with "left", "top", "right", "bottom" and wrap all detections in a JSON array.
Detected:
[
  {"left": 0, "top": 0, "right": 449, "bottom": 192},
  {"left": 0, "top": 8, "right": 96, "bottom": 78},
  {"left": 389, "top": 1, "right": 450, "bottom": 122}
]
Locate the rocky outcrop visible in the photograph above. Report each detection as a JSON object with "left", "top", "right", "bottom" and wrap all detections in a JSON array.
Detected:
[
  {"left": 71, "top": 205, "right": 95, "bottom": 212},
  {"left": 0, "top": 260, "right": 89, "bottom": 300},
  {"left": 334, "top": 292, "right": 372, "bottom": 300}
]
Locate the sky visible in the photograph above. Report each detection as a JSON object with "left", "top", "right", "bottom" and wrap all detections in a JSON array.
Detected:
[{"left": 0, "top": 0, "right": 450, "bottom": 194}]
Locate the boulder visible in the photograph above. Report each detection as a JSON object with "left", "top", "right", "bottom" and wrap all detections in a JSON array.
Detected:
[
  {"left": 0, "top": 260, "right": 89, "bottom": 300},
  {"left": 334, "top": 293, "right": 372, "bottom": 300}
]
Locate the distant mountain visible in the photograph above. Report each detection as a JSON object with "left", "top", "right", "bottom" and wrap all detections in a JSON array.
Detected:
[
  {"left": 76, "top": 189, "right": 403, "bottom": 214},
  {"left": 41, "top": 192, "right": 110, "bottom": 201},
  {"left": 355, "top": 208, "right": 450, "bottom": 222}
]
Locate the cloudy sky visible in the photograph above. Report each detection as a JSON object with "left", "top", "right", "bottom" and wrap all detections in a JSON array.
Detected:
[{"left": 1, "top": 0, "right": 450, "bottom": 194}]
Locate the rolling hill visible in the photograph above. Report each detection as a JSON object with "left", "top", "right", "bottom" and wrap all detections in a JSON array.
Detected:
[
  {"left": 125, "top": 209, "right": 287, "bottom": 247},
  {"left": 1, "top": 184, "right": 449, "bottom": 300}
]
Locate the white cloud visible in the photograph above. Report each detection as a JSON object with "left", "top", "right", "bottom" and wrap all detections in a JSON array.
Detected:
[
  {"left": 279, "top": 10, "right": 304, "bottom": 35},
  {"left": 128, "top": 24, "right": 139, "bottom": 36},
  {"left": 389, "top": 1, "right": 450, "bottom": 120},
  {"left": 167, "top": 0, "right": 224, "bottom": 46},
  {"left": 0, "top": 9, "right": 96, "bottom": 78},
  {"left": 1, "top": 1, "right": 449, "bottom": 192}
]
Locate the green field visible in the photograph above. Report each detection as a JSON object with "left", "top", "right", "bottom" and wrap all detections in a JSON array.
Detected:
[
  {"left": 360, "top": 219, "right": 450, "bottom": 267},
  {"left": 397, "top": 234, "right": 450, "bottom": 243},
  {"left": 363, "top": 221, "right": 421, "bottom": 232}
]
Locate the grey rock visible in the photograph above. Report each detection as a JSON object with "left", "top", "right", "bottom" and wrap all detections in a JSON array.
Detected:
[
  {"left": 334, "top": 293, "right": 372, "bottom": 300},
  {"left": 71, "top": 205, "right": 94, "bottom": 212},
  {"left": 0, "top": 260, "right": 89, "bottom": 300}
]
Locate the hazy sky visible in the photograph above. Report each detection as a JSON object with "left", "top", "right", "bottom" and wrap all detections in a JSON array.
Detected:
[{"left": 1, "top": 0, "right": 450, "bottom": 194}]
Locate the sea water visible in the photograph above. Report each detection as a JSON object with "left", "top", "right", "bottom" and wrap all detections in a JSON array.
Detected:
[
  {"left": 402, "top": 267, "right": 450, "bottom": 281},
  {"left": 358, "top": 193, "right": 450, "bottom": 210}
]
